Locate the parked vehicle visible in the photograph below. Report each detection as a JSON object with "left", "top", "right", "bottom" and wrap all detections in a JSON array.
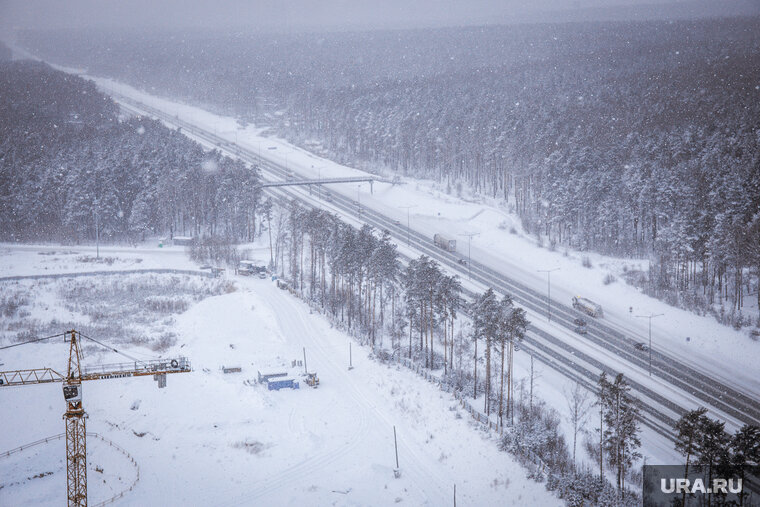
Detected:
[
  {"left": 305, "top": 372, "right": 319, "bottom": 388},
  {"left": 433, "top": 233, "right": 456, "bottom": 252},
  {"left": 236, "top": 260, "right": 257, "bottom": 276},
  {"left": 572, "top": 296, "right": 603, "bottom": 318}
]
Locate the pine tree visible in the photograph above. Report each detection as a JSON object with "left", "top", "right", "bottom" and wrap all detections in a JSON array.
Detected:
[
  {"left": 596, "top": 372, "right": 608, "bottom": 481},
  {"left": 506, "top": 305, "right": 527, "bottom": 426},
  {"left": 731, "top": 424, "right": 760, "bottom": 507},
  {"left": 496, "top": 296, "right": 513, "bottom": 429},
  {"left": 674, "top": 407, "right": 708, "bottom": 506},
  {"left": 601, "top": 373, "right": 641, "bottom": 494},
  {"left": 472, "top": 288, "right": 499, "bottom": 412},
  {"left": 696, "top": 417, "right": 730, "bottom": 506}
]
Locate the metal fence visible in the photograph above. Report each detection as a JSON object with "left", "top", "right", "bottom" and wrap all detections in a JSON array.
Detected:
[
  {"left": 0, "top": 431, "right": 140, "bottom": 506},
  {"left": 394, "top": 355, "right": 547, "bottom": 476},
  {"left": 0, "top": 268, "right": 212, "bottom": 283}
]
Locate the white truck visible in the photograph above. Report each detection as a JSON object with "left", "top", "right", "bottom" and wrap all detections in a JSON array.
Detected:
[
  {"left": 433, "top": 234, "right": 456, "bottom": 252},
  {"left": 572, "top": 296, "right": 603, "bottom": 318}
]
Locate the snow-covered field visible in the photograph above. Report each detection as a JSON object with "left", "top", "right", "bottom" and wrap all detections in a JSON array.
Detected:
[
  {"left": 0, "top": 243, "right": 196, "bottom": 277},
  {"left": 0, "top": 246, "right": 559, "bottom": 506}
]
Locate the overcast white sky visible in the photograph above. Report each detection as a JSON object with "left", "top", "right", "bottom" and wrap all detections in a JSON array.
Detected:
[{"left": 0, "top": 0, "right": 756, "bottom": 34}]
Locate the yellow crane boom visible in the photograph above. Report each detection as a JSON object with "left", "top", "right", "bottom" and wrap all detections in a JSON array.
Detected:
[{"left": 0, "top": 367, "right": 65, "bottom": 386}]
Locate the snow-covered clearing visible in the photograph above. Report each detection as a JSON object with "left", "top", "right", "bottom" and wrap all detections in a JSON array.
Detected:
[
  {"left": 0, "top": 243, "right": 196, "bottom": 278},
  {"left": 0, "top": 247, "right": 558, "bottom": 506}
]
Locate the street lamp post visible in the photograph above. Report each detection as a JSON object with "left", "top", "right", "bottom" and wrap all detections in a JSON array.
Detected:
[
  {"left": 537, "top": 268, "right": 560, "bottom": 322},
  {"left": 458, "top": 232, "right": 479, "bottom": 279},
  {"left": 318, "top": 166, "right": 322, "bottom": 203},
  {"left": 399, "top": 205, "right": 417, "bottom": 246},
  {"left": 94, "top": 207, "right": 99, "bottom": 260},
  {"left": 636, "top": 313, "right": 663, "bottom": 376}
]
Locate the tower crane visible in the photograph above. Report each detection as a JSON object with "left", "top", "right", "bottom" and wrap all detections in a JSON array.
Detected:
[{"left": 0, "top": 329, "right": 191, "bottom": 507}]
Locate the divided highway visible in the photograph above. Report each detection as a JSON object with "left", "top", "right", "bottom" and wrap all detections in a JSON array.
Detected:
[{"left": 114, "top": 94, "right": 759, "bottom": 450}]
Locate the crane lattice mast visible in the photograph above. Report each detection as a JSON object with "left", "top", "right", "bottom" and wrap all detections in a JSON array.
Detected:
[{"left": 0, "top": 329, "right": 191, "bottom": 507}]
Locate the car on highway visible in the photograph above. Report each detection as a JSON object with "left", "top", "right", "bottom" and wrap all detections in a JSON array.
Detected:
[
  {"left": 393, "top": 219, "right": 401, "bottom": 226},
  {"left": 458, "top": 258, "right": 467, "bottom": 266},
  {"left": 634, "top": 342, "right": 649, "bottom": 352},
  {"left": 573, "top": 318, "right": 588, "bottom": 335}
]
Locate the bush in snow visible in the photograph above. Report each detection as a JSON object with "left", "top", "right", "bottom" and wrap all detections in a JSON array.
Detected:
[{"left": 0, "top": 291, "right": 29, "bottom": 318}]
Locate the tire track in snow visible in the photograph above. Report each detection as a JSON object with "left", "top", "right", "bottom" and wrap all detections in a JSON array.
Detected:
[
  {"left": 222, "top": 287, "right": 374, "bottom": 505},
  {"left": 275, "top": 287, "right": 450, "bottom": 505}
]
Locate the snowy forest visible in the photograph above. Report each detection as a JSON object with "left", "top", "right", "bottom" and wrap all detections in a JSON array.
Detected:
[
  {"left": 0, "top": 57, "right": 261, "bottom": 244},
  {"left": 18, "top": 16, "right": 760, "bottom": 323}
]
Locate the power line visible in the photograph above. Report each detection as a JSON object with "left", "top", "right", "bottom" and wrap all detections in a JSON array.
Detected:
[
  {"left": 78, "top": 333, "right": 141, "bottom": 363},
  {"left": 0, "top": 332, "right": 66, "bottom": 350}
]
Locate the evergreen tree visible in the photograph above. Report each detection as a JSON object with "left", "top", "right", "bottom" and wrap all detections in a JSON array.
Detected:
[
  {"left": 472, "top": 288, "right": 499, "bottom": 411},
  {"left": 673, "top": 407, "right": 709, "bottom": 506},
  {"left": 731, "top": 424, "right": 760, "bottom": 507},
  {"left": 601, "top": 373, "right": 641, "bottom": 494}
]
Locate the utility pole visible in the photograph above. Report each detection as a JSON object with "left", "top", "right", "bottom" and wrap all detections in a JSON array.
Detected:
[
  {"left": 318, "top": 166, "right": 323, "bottom": 204},
  {"left": 94, "top": 206, "right": 100, "bottom": 260},
  {"left": 537, "top": 267, "right": 560, "bottom": 322},
  {"left": 349, "top": 342, "right": 354, "bottom": 370},
  {"left": 393, "top": 425, "right": 400, "bottom": 477},
  {"left": 399, "top": 205, "right": 417, "bottom": 246},
  {"left": 302, "top": 347, "right": 308, "bottom": 374},
  {"left": 636, "top": 313, "right": 663, "bottom": 376},
  {"left": 458, "top": 232, "right": 479, "bottom": 279}
]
